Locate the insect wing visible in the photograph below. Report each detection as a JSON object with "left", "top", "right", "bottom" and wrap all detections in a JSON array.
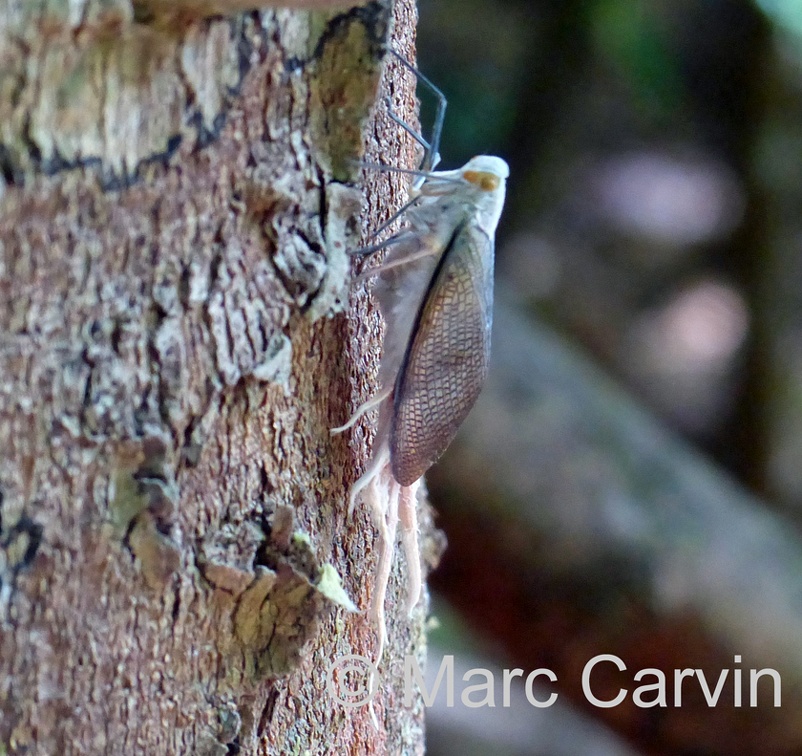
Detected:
[{"left": 390, "top": 219, "right": 494, "bottom": 486}]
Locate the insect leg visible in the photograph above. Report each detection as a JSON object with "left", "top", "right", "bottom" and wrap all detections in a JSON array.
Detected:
[
  {"left": 330, "top": 385, "right": 392, "bottom": 435},
  {"left": 346, "top": 441, "right": 390, "bottom": 518},
  {"left": 398, "top": 480, "right": 422, "bottom": 614},
  {"left": 349, "top": 230, "right": 417, "bottom": 260},
  {"left": 388, "top": 49, "right": 447, "bottom": 173},
  {"left": 385, "top": 96, "right": 432, "bottom": 158},
  {"left": 355, "top": 244, "right": 441, "bottom": 283},
  {"left": 363, "top": 195, "right": 421, "bottom": 244},
  {"left": 368, "top": 469, "right": 400, "bottom": 667}
]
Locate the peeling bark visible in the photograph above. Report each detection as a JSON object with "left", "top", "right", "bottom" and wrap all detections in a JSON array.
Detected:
[{"left": 0, "top": 0, "right": 436, "bottom": 753}]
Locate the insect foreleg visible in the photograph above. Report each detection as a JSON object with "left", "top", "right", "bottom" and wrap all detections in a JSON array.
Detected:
[
  {"left": 388, "top": 49, "right": 447, "bottom": 173},
  {"left": 384, "top": 96, "right": 432, "bottom": 158}
]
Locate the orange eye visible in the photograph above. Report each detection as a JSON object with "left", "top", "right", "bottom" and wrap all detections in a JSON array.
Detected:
[{"left": 463, "top": 170, "right": 500, "bottom": 191}]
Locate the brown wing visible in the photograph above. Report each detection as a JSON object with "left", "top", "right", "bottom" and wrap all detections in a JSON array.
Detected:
[{"left": 390, "top": 219, "right": 494, "bottom": 486}]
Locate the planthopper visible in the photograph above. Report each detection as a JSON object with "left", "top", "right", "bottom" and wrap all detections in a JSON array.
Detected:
[{"left": 333, "top": 50, "right": 509, "bottom": 663}]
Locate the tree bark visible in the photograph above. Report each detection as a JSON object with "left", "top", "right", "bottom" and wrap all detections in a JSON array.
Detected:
[{"left": 0, "top": 1, "right": 433, "bottom": 753}]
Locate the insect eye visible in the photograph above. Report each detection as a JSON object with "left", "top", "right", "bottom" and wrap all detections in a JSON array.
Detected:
[{"left": 462, "top": 170, "right": 500, "bottom": 192}]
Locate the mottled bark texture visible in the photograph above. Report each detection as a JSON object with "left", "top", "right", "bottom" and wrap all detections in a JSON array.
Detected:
[{"left": 0, "top": 1, "right": 435, "bottom": 753}]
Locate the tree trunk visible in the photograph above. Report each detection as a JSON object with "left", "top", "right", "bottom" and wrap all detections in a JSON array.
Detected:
[{"left": 0, "top": 1, "right": 433, "bottom": 752}]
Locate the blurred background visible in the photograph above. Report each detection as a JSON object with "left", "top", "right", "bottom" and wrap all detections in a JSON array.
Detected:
[{"left": 410, "top": 0, "right": 802, "bottom": 753}]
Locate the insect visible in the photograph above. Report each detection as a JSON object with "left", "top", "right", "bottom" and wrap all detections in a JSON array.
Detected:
[{"left": 333, "top": 51, "right": 509, "bottom": 663}]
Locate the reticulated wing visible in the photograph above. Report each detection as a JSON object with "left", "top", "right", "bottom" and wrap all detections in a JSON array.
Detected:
[{"left": 390, "top": 220, "right": 494, "bottom": 486}]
